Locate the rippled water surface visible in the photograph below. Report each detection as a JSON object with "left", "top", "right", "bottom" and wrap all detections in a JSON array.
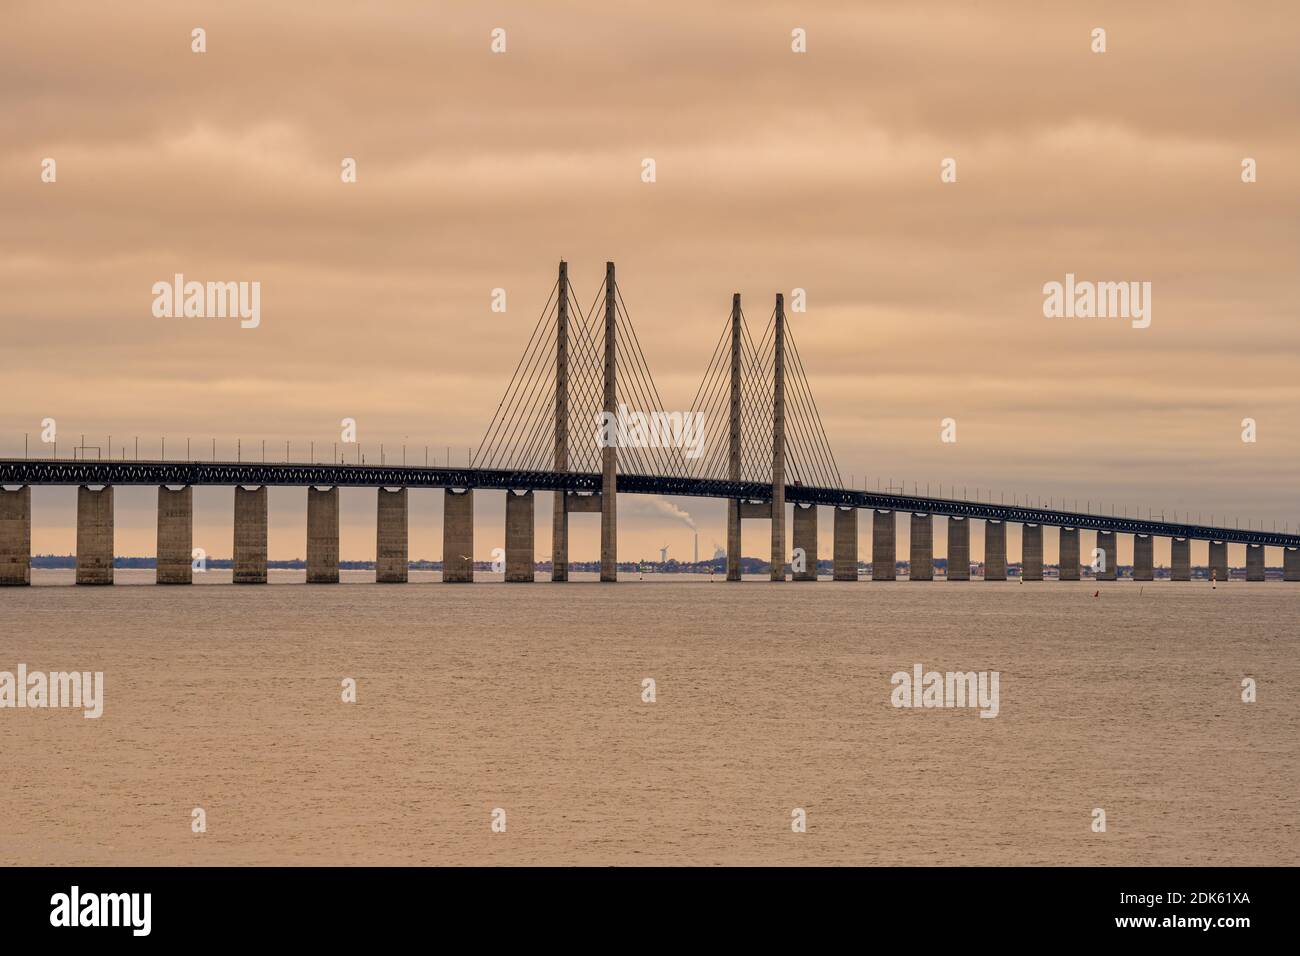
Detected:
[{"left": 2, "top": 571, "right": 1296, "bottom": 865}]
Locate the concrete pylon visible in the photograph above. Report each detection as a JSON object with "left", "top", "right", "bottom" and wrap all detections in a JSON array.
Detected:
[
  {"left": 307, "top": 486, "right": 340, "bottom": 584},
  {"left": 770, "top": 293, "right": 786, "bottom": 581},
  {"left": 76, "top": 485, "right": 114, "bottom": 585},
  {"left": 1208, "top": 540, "right": 1228, "bottom": 583},
  {"left": 376, "top": 487, "right": 408, "bottom": 583},
  {"left": 833, "top": 506, "right": 858, "bottom": 581},
  {"left": 233, "top": 486, "right": 268, "bottom": 584},
  {"left": 947, "top": 516, "right": 970, "bottom": 580},
  {"left": 909, "top": 513, "right": 933, "bottom": 581},
  {"left": 872, "top": 510, "right": 896, "bottom": 581},
  {"left": 156, "top": 485, "right": 193, "bottom": 584},
  {"left": 0, "top": 486, "right": 31, "bottom": 586},
  {"left": 1021, "top": 523, "right": 1043, "bottom": 581},
  {"left": 984, "top": 520, "right": 1007, "bottom": 581},
  {"left": 726, "top": 293, "right": 743, "bottom": 582},
  {"left": 505, "top": 489, "right": 535, "bottom": 582},
  {"left": 600, "top": 261, "right": 618, "bottom": 583},
  {"left": 1245, "top": 544, "right": 1265, "bottom": 582},
  {"left": 1058, "top": 527, "right": 1080, "bottom": 581},
  {"left": 551, "top": 260, "right": 570, "bottom": 582},
  {"left": 1095, "top": 531, "right": 1117, "bottom": 581},
  {"left": 1133, "top": 534, "right": 1154, "bottom": 582},
  {"left": 1170, "top": 537, "right": 1190, "bottom": 581},
  {"left": 443, "top": 488, "right": 474, "bottom": 583},
  {"left": 792, "top": 503, "right": 817, "bottom": 581},
  {"left": 1284, "top": 547, "right": 1300, "bottom": 582}
]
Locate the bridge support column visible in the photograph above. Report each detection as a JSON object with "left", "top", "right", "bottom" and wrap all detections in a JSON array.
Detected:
[
  {"left": 307, "top": 486, "right": 340, "bottom": 584},
  {"left": 910, "top": 513, "right": 933, "bottom": 581},
  {"left": 376, "top": 488, "right": 408, "bottom": 583},
  {"left": 1245, "top": 544, "right": 1265, "bottom": 581},
  {"left": 505, "top": 489, "right": 534, "bottom": 582},
  {"left": 726, "top": 501, "right": 742, "bottom": 581},
  {"left": 947, "top": 516, "right": 969, "bottom": 580},
  {"left": 1133, "top": 534, "right": 1154, "bottom": 581},
  {"left": 984, "top": 520, "right": 1007, "bottom": 581},
  {"left": 76, "top": 485, "right": 114, "bottom": 585},
  {"left": 832, "top": 506, "right": 857, "bottom": 581},
  {"left": 1095, "top": 531, "right": 1117, "bottom": 581},
  {"left": 233, "top": 486, "right": 268, "bottom": 584},
  {"left": 0, "top": 486, "right": 31, "bottom": 586},
  {"left": 872, "top": 510, "right": 896, "bottom": 581},
  {"left": 156, "top": 486, "right": 193, "bottom": 584},
  {"left": 1021, "top": 524, "right": 1043, "bottom": 581},
  {"left": 443, "top": 488, "right": 474, "bottom": 583},
  {"left": 792, "top": 503, "right": 817, "bottom": 580},
  {"left": 1170, "top": 537, "right": 1190, "bottom": 581},
  {"left": 1208, "top": 540, "right": 1228, "bottom": 583},
  {"left": 1285, "top": 547, "right": 1300, "bottom": 582},
  {"left": 552, "top": 498, "right": 568, "bottom": 581},
  {"left": 1058, "top": 527, "right": 1079, "bottom": 581}
]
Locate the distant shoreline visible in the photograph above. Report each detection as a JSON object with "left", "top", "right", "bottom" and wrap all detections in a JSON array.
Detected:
[{"left": 25, "top": 555, "right": 1276, "bottom": 579}]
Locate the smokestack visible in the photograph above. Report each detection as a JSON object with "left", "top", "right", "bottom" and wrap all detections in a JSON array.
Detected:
[{"left": 694, "top": 533, "right": 698, "bottom": 564}]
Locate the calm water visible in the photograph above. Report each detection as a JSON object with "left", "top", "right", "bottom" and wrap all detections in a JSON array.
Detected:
[{"left": 2, "top": 571, "right": 1296, "bottom": 865}]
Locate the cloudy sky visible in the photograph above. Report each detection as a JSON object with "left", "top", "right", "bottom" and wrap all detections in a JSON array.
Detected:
[{"left": 2, "top": 1, "right": 1297, "bottom": 564}]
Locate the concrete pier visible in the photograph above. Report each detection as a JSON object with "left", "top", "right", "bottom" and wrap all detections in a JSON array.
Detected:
[
  {"left": 0, "top": 486, "right": 31, "bottom": 586},
  {"left": 792, "top": 503, "right": 818, "bottom": 581},
  {"left": 156, "top": 485, "right": 193, "bottom": 585},
  {"left": 443, "top": 488, "right": 474, "bottom": 583},
  {"left": 600, "top": 261, "right": 618, "bottom": 583},
  {"left": 984, "top": 520, "right": 1007, "bottom": 581},
  {"left": 1285, "top": 547, "right": 1300, "bottom": 582},
  {"left": 872, "top": 510, "right": 896, "bottom": 581},
  {"left": 1208, "top": 541, "right": 1228, "bottom": 583},
  {"left": 1170, "top": 537, "right": 1190, "bottom": 581},
  {"left": 1058, "top": 527, "right": 1080, "bottom": 581},
  {"left": 909, "top": 513, "right": 933, "bottom": 581},
  {"left": 947, "top": 516, "right": 969, "bottom": 580},
  {"left": 1245, "top": 544, "right": 1265, "bottom": 582},
  {"left": 1095, "top": 531, "right": 1117, "bottom": 581},
  {"left": 833, "top": 506, "right": 857, "bottom": 581},
  {"left": 1133, "top": 534, "right": 1154, "bottom": 582},
  {"left": 505, "top": 489, "right": 534, "bottom": 582},
  {"left": 233, "top": 486, "right": 268, "bottom": 584},
  {"left": 726, "top": 500, "right": 741, "bottom": 581},
  {"left": 76, "top": 485, "right": 114, "bottom": 585},
  {"left": 1021, "top": 524, "right": 1043, "bottom": 581},
  {"left": 770, "top": 293, "right": 786, "bottom": 581},
  {"left": 376, "top": 488, "right": 408, "bottom": 583},
  {"left": 306, "top": 486, "right": 340, "bottom": 584}
]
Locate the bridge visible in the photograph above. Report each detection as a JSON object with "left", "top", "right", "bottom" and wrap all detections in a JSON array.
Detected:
[{"left": 2, "top": 260, "right": 1298, "bottom": 585}]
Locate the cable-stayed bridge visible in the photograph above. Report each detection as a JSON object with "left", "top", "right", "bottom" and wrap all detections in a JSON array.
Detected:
[{"left": 2, "top": 260, "right": 1298, "bottom": 585}]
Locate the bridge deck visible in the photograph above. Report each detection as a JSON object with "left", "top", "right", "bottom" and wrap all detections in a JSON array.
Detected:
[{"left": 2, "top": 459, "right": 1295, "bottom": 548}]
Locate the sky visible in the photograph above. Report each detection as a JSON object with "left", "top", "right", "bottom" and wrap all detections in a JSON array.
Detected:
[{"left": 1, "top": 1, "right": 1297, "bottom": 565}]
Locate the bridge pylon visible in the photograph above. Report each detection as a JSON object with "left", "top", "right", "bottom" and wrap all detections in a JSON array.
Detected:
[
  {"left": 770, "top": 293, "right": 786, "bottom": 581},
  {"left": 600, "top": 261, "right": 617, "bottom": 582},
  {"left": 551, "top": 259, "right": 569, "bottom": 582}
]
